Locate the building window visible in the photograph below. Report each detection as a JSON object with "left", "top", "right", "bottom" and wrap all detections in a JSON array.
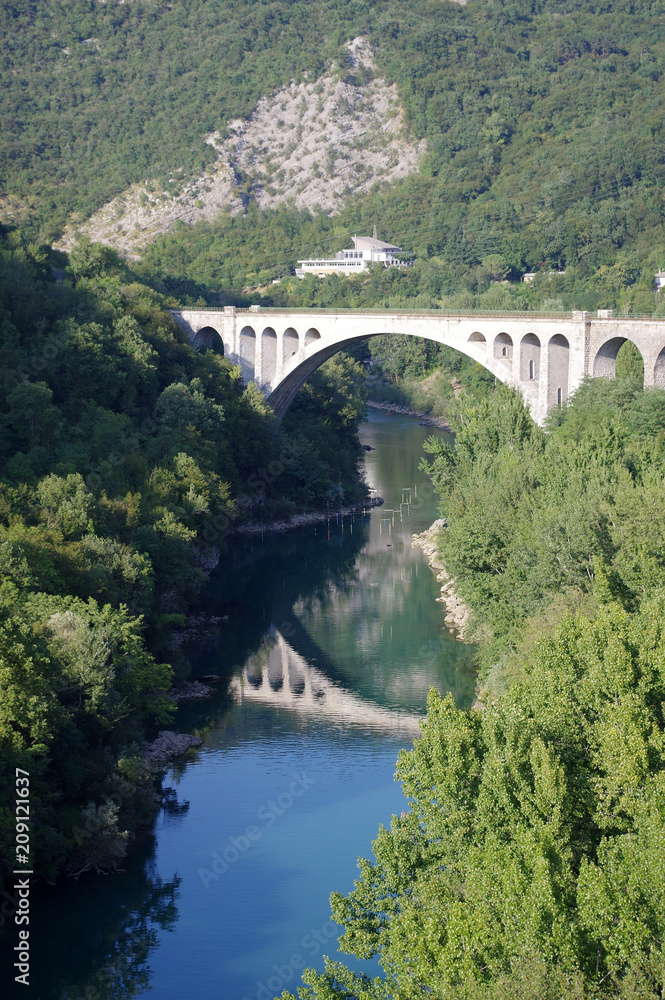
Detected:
[
  {"left": 529, "top": 359, "right": 534, "bottom": 380},
  {"left": 557, "top": 387, "right": 562, "bottom": 406}
]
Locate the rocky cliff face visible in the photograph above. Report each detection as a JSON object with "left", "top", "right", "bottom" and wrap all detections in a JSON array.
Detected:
[{"left": 58, "top": 38, "right": 425, "bottom": 256}]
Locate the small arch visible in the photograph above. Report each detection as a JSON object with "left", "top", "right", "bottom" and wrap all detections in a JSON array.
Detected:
[
  {"left": 593, "top": 337, "right": 644, "bottom": 380},
  {"left": 493, "top": 332, "right": 513, "bottom": 360},
  {"left": 548, "top": 334, "right": 569, "bottom": 409},
  {"left": 192, "top": 326, "right": 224, "bottom": 353},
  {"left": 261, "top": 327, "right": 278, "bottom": 384},
  {"left": 288, "top": 659, "right": 306, "bottom": 696},
  {"left": 305, "top": 328, "right": 321, "bottom": 346},
  {"left": 520, "top": 333, "right": 540, "bottom": 383},
  {"left": 593, "top": 337, "right": 626, "bottom": 378},
  {"left": 283, "top": 327, "right": 299, "bottom": 366},
  {"left": 468, "top": 332, "right": 486, "bottom": 345},
  {"left": 239, "top": 326, "right": 256, "bottom": 381},
  {"left": 246, "top": 663, "right": 262, "bottom": 689},
  {"left": 654, "top": 347, "right": 665, "bottom": 388}
]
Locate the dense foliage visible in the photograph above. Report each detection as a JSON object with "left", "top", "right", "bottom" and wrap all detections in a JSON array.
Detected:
[
  {"left": 123, "top": 0, "right": 665, "bottom": 313},
  {"left": 421, "top": 370, "right": 665, "bottom": 683},
  {"left": 0, "top": 0, "right": 355, "bottom": 239},
  {"left": 286, "top": 598, "right": 665, "bottom": 999},
  {"left": 0, "top": 231, "right": 367, "bottom": 886},
  {"left": 139, "top": 200, "right": 665, "bottom": 317},
  {"left": 281, "top": 375, "right": 665, "bottom": 998}
]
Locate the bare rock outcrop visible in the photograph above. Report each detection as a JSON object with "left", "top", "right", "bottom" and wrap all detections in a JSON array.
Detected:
[
  {"left": 143, "top": 731, "right": 204, "bottom": 766},
  {"left": 56, "top": 37, "right": 425, "bottom": 256}
]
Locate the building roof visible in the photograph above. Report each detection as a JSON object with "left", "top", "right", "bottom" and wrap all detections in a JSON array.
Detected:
[{"left": 352, "top": 236, "right": 401, "bottom": 252}]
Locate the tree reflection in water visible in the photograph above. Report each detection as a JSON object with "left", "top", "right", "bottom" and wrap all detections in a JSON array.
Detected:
[{"left": 11, "top": 838, "right": 181, "bottom": 1000}]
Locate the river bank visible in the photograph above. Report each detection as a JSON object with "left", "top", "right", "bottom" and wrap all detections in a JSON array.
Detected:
[
  {"left": 233, "top": 495, "right": 384, "bottom": 535},
  {"left": 367, "top": 399, "right": 451, "bottom": 430},
  {"left": 411, "top": 519, "right": 471, "bottom": 640}
]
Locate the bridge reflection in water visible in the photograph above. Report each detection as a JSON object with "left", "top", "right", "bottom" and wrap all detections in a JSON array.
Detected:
[{"left": 230, "top": 627, "right": 423, "bottom": 737}]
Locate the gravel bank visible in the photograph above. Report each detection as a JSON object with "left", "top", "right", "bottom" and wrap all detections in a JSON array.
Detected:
[{"left": 411, "top": 519, "right": 471, "bottom": 640}]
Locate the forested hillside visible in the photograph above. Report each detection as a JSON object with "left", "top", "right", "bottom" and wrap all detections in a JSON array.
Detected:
[
  {"left": 0, "top": 230, "right": 368, "bottom": 886},
  {"left": 0, "top": 0, "right": 350, "bottom": 237},
  {"left": 5, "top": 0, "right": 665, "bottom": 314}
]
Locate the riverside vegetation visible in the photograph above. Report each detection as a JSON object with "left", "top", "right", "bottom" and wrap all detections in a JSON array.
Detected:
[
  {"left": 282, "top": 359, "right": 665, "bottom": 998},
  {"left": 0, "top": 232, "right": 368, "bottom": 888}
]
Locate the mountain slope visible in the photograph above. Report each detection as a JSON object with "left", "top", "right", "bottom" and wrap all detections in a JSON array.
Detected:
[
  {"left": 57, "top": 39, "right": 425, "bottom": 255},
  {"left": 4, "top": 0, "right": 665, "bottom": 297}
]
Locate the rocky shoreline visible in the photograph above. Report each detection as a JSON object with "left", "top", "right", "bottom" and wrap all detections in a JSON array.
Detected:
[
  {"left": 143, "top": 730, "right": 204, "bottom": 766},
  {"left": 411, "top": 519, "right": 471, "bottom": 640},
  {"left": 367, "top": 399, "right": 451, "bottom": 430}
]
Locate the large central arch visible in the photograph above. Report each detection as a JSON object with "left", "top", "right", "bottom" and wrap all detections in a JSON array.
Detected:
[{"left": 263, "top": 322, "right": 554, "bottom": 422}]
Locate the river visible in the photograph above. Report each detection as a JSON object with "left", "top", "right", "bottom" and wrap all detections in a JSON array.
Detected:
[{"left": 3, "top": 409, "right": 477, "bottom": 1000}]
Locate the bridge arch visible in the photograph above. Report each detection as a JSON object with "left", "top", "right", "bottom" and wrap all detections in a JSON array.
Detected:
[
  {"left": 192, "top": 326, "right": 224, "bottom": 353},
  {"left": 593, "top": 336, "right": 644, "bottom": 379},
  {"left": 548, "top": 334, "right": 569, "bottom": 407},
  {"left": 268, "top": 645, "right": 284, "bottom": 691},
  {"left": 468, "top": 332, "right": 486, "bottom": 346},
  {"left": 246, "top": 660, "right": 262, "bottom": 689},
  {"left": 283, "top": 327, "right": 299, "bottom": 366},
  {"left": 493, "top": 332, "right": 513, "bottom": 360},
  {"left": 265, "top": 326, "right": 527, "bottom": 420},
  {"left": 520, "top": 334, "right": 540, "bottom": 383},
  {"left": 305, "top": 328, "right": 321, "bottom": 346}
]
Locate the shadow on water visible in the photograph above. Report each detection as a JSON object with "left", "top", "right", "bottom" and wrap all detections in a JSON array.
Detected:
[
  {"left": 173, "top": 516, "right": 372, "bottom": 734},
  {"left": 206, "top": 516, "right": 370, "bottom": 661},
  {"left": 2, "top": 837, "right": 180, "bottom": 1000}
]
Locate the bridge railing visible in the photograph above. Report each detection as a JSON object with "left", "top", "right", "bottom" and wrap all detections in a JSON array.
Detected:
[
  {"left": 175, "top": 306, "right": 576, "bottom": 319},
  {"left": 173, "top": 306, "right": 665, "bottom": 321}
]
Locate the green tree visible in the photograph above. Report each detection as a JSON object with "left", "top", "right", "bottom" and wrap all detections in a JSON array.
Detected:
[
  {"left": 36, "top": 473, "right": 95, "bottom": 537},
  {"left": 5, "top": 382, "right": 60, "bottom": 447}
]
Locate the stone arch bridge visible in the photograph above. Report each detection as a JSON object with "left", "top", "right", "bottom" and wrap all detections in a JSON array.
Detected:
[{"left": 172, "top": 307, "right": 665, "bottom": 424}]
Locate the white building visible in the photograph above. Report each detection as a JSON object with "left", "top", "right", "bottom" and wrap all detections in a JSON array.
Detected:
[
  {"left": 522, "top": 270, "right": 566, "bottom": 284},
  {"left": 295, "top": 235, "right": 406, "bottom": 278}
]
